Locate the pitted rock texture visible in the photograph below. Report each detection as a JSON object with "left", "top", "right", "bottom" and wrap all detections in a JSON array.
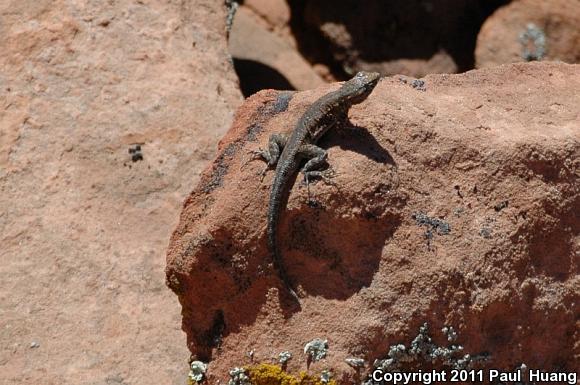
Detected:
[
  {"left": 0, "top": 0, "right": 241, "bottom": 384},
  {"left": 167, "top": 62, "right": 579, "bottom": 383},
  {"left": 475, "top": 0, "right": 580, "bottom": 68}
]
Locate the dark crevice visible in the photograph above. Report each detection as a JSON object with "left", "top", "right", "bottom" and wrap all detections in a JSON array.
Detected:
[
  {"left": 292, "top": 0, "right": 511, "bottom": 80},
  {"left": 229, "top": 1, "right": 510, "bottom": 92},
  {"left": 233, "top": 59, "right": 295, "bottom": 98}
]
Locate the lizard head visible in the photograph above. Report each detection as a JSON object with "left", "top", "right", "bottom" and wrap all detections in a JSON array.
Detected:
[{"left": 343, "top": 71, "right": 381, "bottom": 104}]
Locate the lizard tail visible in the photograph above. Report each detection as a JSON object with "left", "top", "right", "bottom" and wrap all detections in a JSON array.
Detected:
[{"left": 267, "top": 178, "right": 300, "bottom": 303}]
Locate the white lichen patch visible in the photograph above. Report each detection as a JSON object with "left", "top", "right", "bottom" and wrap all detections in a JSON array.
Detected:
[
  {"left": 188, "top": 361, "right": 207, "bottom": 383},
  {"left": 228, "top": 367, "right": 250, "bottom": 385},
  {"left": 519, "top": 23, "right": 547, "bottom": 61},
  {"left": 304, "top": 338, "right": 328, "bottom": 362},
  {"left": 345, "top": 357, "right": 365, "bottom": 369},
  {"left": 367, "top": 322, "right": 489, "bottom": 385},
  {"left": 320, "top": 370, "right": 332, "bottom": 384},
  {"left": 279, "top": 351, "right": 292, "bottom": 365},
  {"left": 442, "top": 326, "right": 457, "bottom": 342}
]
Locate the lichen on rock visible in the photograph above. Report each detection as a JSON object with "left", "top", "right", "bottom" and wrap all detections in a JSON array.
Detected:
[
  {"left": 246, "top": 364, "right": 336, "bottom": 385},
  {"left": 303, "top": 339, "right": 329, "bottom": 362}
]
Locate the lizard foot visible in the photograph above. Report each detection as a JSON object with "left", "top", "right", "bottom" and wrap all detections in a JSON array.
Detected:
[
  {"left": 302, "top": 169, "right": 337, "bottom": 187},
  {"left": 302, "top": 168, "right": 337, "bottom": 202},
  {"left": 241, "top": 148, "right": 266, "bottom": 168},
  {"left": 319, "top": 168, "right": 338, "bottom": 185},
  {"left": 241, "top": 148, "right": 272, "bottom": 181}
]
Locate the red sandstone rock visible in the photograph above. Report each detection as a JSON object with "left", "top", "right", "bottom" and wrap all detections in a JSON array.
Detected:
[
  {"left": 475, "top": 0, "right": 580, "bottom": 68},
  {"left": 244, "top": 0, "right": 292, "bottom": 36},
  {"left": 166, "top": 62, "right": 579, "bottom": 383},
  {"left": 0, "top": 0, "right": 241, "bottom": 384},
  {"left": 229, "top": 6, "right": 325, "bottom": 93}
]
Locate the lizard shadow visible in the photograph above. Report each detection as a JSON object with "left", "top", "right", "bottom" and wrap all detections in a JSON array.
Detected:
[
  {"left": 280, "top": 121, "right": 403, "bottom": 300},
  {"left": 283, "top": 209, "right": 402, "bottom": 301},
  {"left": 321, "top": 122, "right": 396, "bottom": 167}
]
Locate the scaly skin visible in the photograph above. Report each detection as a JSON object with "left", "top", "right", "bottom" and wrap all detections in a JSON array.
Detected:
[{"left": 255, "top": 71, "right": 381, "bottom": 303}]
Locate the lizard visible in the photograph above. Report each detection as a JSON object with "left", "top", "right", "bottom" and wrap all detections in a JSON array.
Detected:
[{"left": 250, "top": 71, "right": 381, "bottom": 302}]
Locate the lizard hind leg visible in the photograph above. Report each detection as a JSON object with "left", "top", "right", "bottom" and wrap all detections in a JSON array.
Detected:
[{"left": 298, "top": 144, "right": 335, "bottom": 202}]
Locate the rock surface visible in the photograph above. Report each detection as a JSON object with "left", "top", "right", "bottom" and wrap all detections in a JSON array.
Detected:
[
  {"left": 244, "top": 0, "right": 293, "bottom": 39},
  {"left": 475, "top": 0, "right": 580, "bottom": 68},
  {"left": 166, "top": 62, "right": 579, "bottom": 382},
  {"left": 237, "top": 0, "right": 338, "bottom": 83},
  {"left": 0, "top": 0, "right": 241, "bottom": 384},
  {"left": 229, "top": 6, "right": 324, "bottom": 95}
]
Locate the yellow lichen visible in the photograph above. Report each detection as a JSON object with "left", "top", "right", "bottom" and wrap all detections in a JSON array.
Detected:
[{"left": 246, "top": 364, "right": 336, "bottom": 385}]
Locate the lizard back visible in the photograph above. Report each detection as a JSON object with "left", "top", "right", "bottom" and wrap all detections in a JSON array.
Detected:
[{"left": 266, "top": 71, "right": 380, "bottom": 301}]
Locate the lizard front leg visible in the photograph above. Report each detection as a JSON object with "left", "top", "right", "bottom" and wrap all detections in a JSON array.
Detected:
[
  {"left": 247, "top": 133, "right": 289, "bottom": 179},
  {"left": 298, "top": 144, "right": 335, "bottom": 201}
]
